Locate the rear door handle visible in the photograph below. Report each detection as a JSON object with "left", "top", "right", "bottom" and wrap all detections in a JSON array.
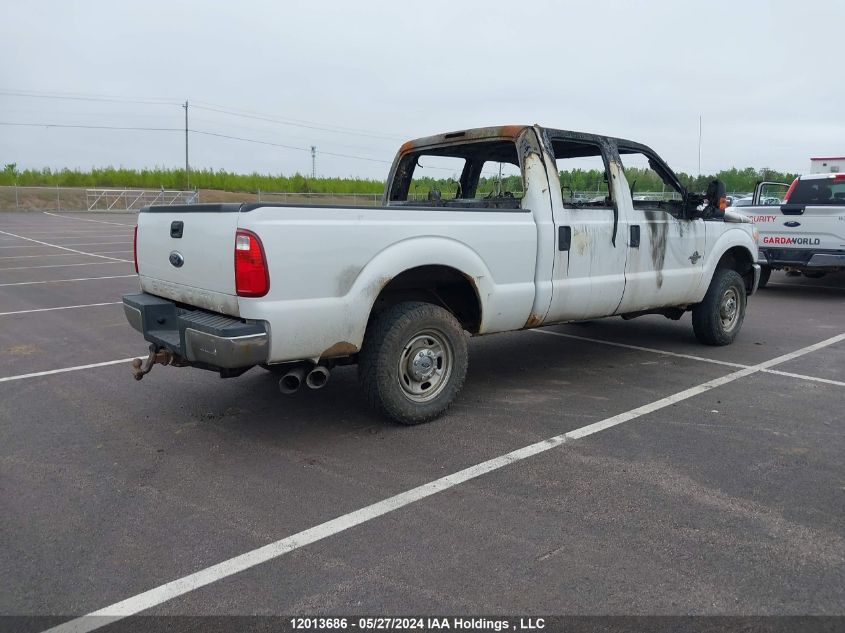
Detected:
[
  {"left": 630, "top": 225, "right": 640, "bottom": 248},
  {"left": 558, "top": 226, "right": 572, "bottom": 251},
  {"left": 170, "top": 221, "right": 184, "bottom": 238}
]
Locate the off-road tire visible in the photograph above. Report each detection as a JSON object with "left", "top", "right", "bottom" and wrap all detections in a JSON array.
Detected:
[
  {"left": 692, "top": 269, "right": 747, "bottom": 346},
  {"left": 758, "top": 265, "right": 771, "bottom": 288},
  {"left": 359, "top": 301, "right": 468, "bottom": 425}
]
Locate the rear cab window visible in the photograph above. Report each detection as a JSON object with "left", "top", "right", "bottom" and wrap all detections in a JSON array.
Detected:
[
  {"left": 788, "top": 176, "right": 845, "bottom": 205},
  {"left": 387, "top": 139, "right": 525, "bottom": 210}
]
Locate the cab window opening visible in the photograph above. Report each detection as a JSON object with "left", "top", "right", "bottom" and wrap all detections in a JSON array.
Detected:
[
  {"left": 617, "top": 147, "right": 685, "bottom": 216},
  {"left": 551, "top": 139, "right": 614, "bottom": 210},
  {"left": 388, "top": 140, "right": 524, "bottom": 209}
]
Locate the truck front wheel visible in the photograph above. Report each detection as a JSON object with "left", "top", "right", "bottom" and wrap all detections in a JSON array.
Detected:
[
  {"left": 692, "top": 269, "right": 747, "bottom": 346},
  {"left": 359, "top": 301, "right": 468, "bottom": 425}
]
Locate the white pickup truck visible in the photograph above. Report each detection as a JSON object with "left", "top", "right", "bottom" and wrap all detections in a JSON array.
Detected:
[
  {"left": 124, "top": 125, "right": 760, "bottom": 425},
  {"left": 729, "top": 175, "right": 845, "bottom": 287}
]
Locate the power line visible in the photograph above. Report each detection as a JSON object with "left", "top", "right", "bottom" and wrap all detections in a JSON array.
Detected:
[
  {"left": 191, "top": 102, "right": 403, "bottom": 141},
  {"left": 0, "top": 88, "right": 403, "bottom": 141},
  {"left": 0, "top": 122, "right": 181, "bottom": 132},
  {"left": 0, "top": 89, "right": 179, "bottom": 106},
  {"left": 191, "top": 129, "right": 393, "bottom": 164},
  {"left": 0, "top": 121, "right": 393, "bottom": 165}
]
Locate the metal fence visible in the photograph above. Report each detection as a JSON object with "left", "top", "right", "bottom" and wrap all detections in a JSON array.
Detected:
[
  {"left": 0, "top": 186, "right": 198, "bottom": 212},
  {"left": 86, "top": 189, "right": 198, "bottom": 211}
]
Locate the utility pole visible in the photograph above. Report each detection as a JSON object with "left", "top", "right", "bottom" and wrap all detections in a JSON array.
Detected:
[
  {"left": 698, "top": 115, "right": 702, "bottom": 178},
  {"left": 183, "top": 100, "right": 190, "bottom": 190},
  {"left": 311, "top": 146, "right": 316, "bottom": 179}
]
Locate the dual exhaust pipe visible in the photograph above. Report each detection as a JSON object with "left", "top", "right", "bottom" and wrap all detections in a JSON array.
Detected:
[{"left": 278, "top": 364, "right": 331, "bottom": 394}]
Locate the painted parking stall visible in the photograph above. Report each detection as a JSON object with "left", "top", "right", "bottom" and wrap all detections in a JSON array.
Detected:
[{"left": 0, "top": 211, "right": 843, "bottom": 629}]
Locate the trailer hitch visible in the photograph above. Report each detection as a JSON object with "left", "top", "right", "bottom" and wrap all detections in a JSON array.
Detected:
[{"left": 132, "top": 345, "right": 178, "bottom": 381}]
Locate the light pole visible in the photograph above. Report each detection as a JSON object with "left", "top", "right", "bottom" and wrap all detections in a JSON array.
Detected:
[
  {"left": 698, "top": 115, "right": 702, "bottom": 178},
  {"left": 183, "top": 101, "right": 190, "bottom": 190}
]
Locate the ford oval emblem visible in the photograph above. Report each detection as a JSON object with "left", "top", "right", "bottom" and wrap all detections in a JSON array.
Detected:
[
  {"left": 784, "top": 221, "right": 801, "bottom": 227},
  {"left": 169, "top": 251, "right": 184, "bottom": 268}
]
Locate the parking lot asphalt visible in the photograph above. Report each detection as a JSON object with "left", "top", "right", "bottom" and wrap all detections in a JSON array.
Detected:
[{"left": 0, "top": 212, "right": 843, "bottom": 626}]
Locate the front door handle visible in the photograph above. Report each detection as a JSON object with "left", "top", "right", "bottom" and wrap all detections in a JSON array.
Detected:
[{"left": 630, "top": 225, "right": 640, "bottom": 248}]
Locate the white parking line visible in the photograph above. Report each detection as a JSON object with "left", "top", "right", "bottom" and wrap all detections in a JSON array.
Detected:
[
  {"left": 0, "top": 302, "right": 122, "bottom": 317},
  {"left": 0, "top": 261, "right": 127, "bottom": 271},
  {"left": 0, "top": 230, "right": 132, "bottom": 263},
  {"left": 0, "top": 358, "right": 139, "bottom": 384},
  {"left": 62, "top": 242, "right": 133, "bottom": 248},
  {"left": 41, "top": 333, "right": 845, "bottom": 633},
  {"left": 0, "top": 242, "right": 131, "bottom": 249},
  {"left": 764, "top": 369, "right": 845, "bottom": 388},
  {"left": 0, "top": 253, "right": 81, "bottom": 260},
  {"left": 43, "top": 211, "right": 135, "bottom": 226},
  {"left": 0, "top": 251, "right": 132, "bottom": 260},
  {"left": 11, "top": 234, "right": 133, "bottom": 241},
  {"left": 531, "top": 329, "right": 747, "bottom": 368},
  {"left": 533, "top": 328, "right": 844, "bottom": 389},
  {"left": 12, "top": 229, "right": 133, "bottom": 235},
  {"left": 0, "top": 275, "right": 137, "bottom": 287}
]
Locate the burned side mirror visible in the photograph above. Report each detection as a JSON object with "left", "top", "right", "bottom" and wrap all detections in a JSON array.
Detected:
[{"left": 700, "top": 180, "right": 727, "bottom": 219}]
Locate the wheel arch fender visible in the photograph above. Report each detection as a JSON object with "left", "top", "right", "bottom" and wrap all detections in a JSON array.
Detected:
[
  {"left": 696, "top": 228, "right": 758, "bottom": 300},
  {"left": 343, "top": 236, "right": 497, "bottom": 346}
]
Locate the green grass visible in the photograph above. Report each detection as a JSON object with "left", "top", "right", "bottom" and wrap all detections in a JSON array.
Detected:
[{"left": 0, "top": 166, "right": 385, "bottom": 194}]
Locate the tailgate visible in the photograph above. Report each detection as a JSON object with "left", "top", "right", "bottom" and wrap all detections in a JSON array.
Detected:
[
  {"left": 739, "top": 205, "right": 845, "bottom": 250},
  {"left": 760, "top": 204, "right": 845, "bottom": 250},
  {"left": 136, "top": 204, "right": 241, "bottom": 315}
]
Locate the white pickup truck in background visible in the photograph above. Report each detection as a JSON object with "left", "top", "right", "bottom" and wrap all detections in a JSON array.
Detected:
[
  {"left": 124, "top": 125, "right": 760, "bottom": 425},
  {"left": 729, "top": 175, "right": 845, "bottom": 287}
]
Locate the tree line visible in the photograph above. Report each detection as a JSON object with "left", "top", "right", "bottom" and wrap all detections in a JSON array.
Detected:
[{"left": 2, "top": 163, "right": 798, "bottom": 195}]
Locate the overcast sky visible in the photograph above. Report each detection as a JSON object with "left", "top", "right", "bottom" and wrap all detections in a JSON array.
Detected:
[{"left": 1, "top": 0, "right": 842, "bottom": 180}]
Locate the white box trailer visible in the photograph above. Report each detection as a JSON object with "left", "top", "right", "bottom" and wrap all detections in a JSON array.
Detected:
[{"left": 810, "top": 156, "right": 845, "bottom": 174}]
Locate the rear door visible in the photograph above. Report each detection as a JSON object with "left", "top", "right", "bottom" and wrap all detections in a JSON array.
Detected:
[
  {"left": 136, "top": 204, "right": 241, "bottom": 315},
  {"left": 542, "top": 135, "right": 628, "bottom": 322}
]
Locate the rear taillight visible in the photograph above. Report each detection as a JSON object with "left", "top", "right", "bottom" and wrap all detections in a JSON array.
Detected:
[
  {"left": 783, "top": 177, "right": 799, "bottom": 202},
  {"left": 133, "top": 225, "right": 138, "bottom": 274},
  {"left": 235, "top": 229, "right": 269, "bottom": 297},
  {"left": 834, "top": 174, "right": 845, "bottom": 181}
]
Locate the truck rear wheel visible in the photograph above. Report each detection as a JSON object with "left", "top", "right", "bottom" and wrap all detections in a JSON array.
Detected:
[
  {"left": 692, "top": 269, "right": 747, "bottom": 346},
  {"left": 359, "top": 301, "right": 468, "bottom": 425}
]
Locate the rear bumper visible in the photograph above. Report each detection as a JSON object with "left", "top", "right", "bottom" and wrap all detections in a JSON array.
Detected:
[
  {"left": 758, "top": 248, "right": 845, "bottom": 269},
  {"left": 808, "top": 253, "right": 845, "bottom": 267},
  {"left": 123, "top": 292, "right": 268, "bottom": 369}
]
